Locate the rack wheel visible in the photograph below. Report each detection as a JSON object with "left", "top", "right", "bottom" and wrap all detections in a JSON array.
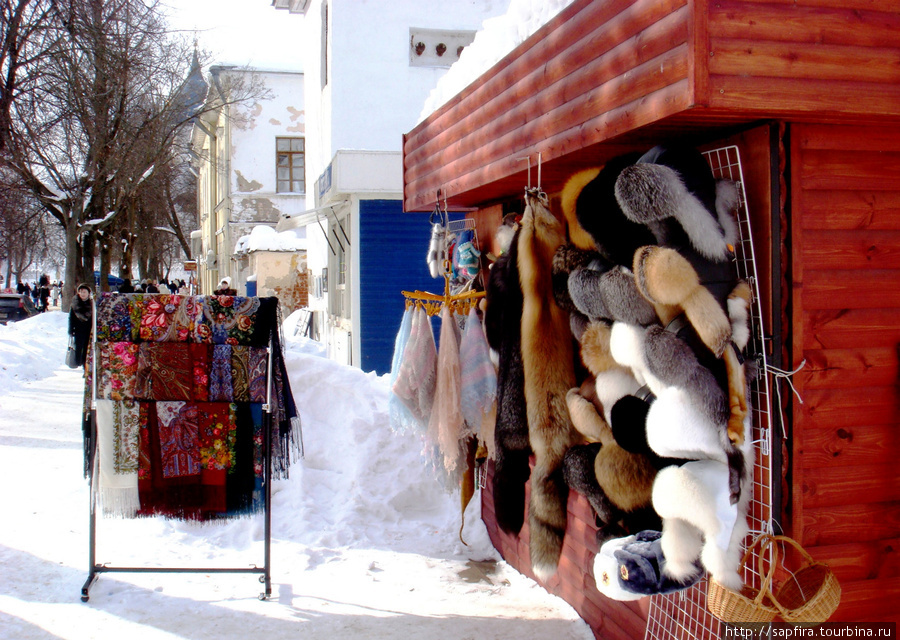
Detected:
[
  {"left": 81, "top": 595, "right": 90, "bottom": 602},
  {"left": 258, "top": 592, "right": 268, "bottom": 601},
  {"left": 259, "top": 575, "right": 265, "bottom": 583}
]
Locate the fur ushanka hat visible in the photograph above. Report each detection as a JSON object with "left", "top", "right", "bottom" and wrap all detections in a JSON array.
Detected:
[{"left": 613, "top": 144, "right": 740, "bottom": 307}]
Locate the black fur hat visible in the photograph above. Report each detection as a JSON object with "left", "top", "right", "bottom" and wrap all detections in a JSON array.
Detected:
[{"left": 567, "top": 152, "right": 658, "bottom": 266}]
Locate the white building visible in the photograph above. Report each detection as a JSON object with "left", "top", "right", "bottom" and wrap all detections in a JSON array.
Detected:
[
  {"left": 191, "top": 67, "right": 307, "bottom": 307},
  {"left": 274, "top": 0, "right": 506, "bottom": 373}
]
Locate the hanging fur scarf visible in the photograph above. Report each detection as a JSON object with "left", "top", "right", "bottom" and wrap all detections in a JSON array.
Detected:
[
  {"left": 483, "top": 230, "right": 531, "bottom": 535},
  {"left": 518, "top": 190, "right": 581, "bottom": 581}
]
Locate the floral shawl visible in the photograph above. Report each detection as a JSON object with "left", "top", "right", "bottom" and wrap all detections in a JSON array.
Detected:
[
  {"left": 138, "top": 295, "right": 202, "bottom": 342},
  {"left": 95, "top": 399, "right": 140, "bottom": 518},
  {"left": 195, "top": 296, "right": 262, "bottom": 345},
  {"left": 89, "top": 294, "right": 299, "bottom": 521},
  {"left": 97, "top": 342, "right": 140, "bottom": 401}
]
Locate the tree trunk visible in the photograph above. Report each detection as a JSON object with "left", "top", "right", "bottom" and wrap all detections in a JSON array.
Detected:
[
  {"left": 99, "top": 234, "right": 112, "bottom": 292},
  {"left": 80, "top": 230, "right": 95, "bottom": 291},
  {"left": 61, "top": 221, "right": 81, "bottom": 312}
]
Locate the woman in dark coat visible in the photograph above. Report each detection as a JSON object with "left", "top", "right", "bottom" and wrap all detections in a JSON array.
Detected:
[{"left": 68, "top": 283, "right": 93, "bottom": 367}]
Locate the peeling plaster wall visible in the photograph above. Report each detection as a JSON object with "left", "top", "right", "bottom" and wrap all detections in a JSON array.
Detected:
[
  {"left": 245, "top": 250, "right": 309, "bottom": 316},
  {"left": 230, "top": 70, "right": 306, "bottom": 221}
]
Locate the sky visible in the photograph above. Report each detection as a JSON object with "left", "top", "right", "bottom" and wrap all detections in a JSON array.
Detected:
[
  {"left": 162, "top": 0, "right": 305, "bottom": 71},
  {"left": 0, "top": 310, "right": 593, "bottom": 640}
]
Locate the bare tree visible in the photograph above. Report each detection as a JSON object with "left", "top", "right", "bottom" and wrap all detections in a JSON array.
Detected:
[
  {"left": 0, "top": 173, "right": 54, "bottom": 287},
  {"left": 1, "top": 0, "right": 266, "bottom": 308},
  {"left": 0, "top": 0, "right": 59, "bottom": 157}
]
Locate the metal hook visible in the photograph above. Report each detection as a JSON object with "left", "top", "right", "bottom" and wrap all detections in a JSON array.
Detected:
[{"left": 518, "top": 156, "right": 531, "bottom": 190}]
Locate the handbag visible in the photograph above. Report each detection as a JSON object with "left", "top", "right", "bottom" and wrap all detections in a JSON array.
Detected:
[{"left": 66, "top": 337, "right": 78, "bottom": 368}]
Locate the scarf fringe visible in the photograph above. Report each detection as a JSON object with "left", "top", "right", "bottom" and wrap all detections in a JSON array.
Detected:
[{"left": 99, "top": 485, "right": 140, "bottom": 518}]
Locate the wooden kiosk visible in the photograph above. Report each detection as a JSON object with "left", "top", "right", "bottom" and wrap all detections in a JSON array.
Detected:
[{"left": 403, "top": 0, "right": 900, "bottom": 636}]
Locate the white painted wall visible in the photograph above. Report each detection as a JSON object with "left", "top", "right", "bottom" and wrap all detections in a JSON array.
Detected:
[{"left": 298, "top": 0, "right": 507, "bottom": 196}]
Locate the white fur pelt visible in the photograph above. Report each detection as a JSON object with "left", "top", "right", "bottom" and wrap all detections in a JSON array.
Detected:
[
  {"left": 593, "top": 368, "right": 643, "bottom": 426},
  {"left": 651, "top": 419, "right": 754, "bottom": 591},
  {"left": 609, "top": 321, "right": 662, "bottom": 392},
  {"left": 645, "top": 387, "right": 728, "bottom": 463}
]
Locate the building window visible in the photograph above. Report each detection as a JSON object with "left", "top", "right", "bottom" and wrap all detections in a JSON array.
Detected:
[{"left": 276, "top": 137, "right": 305, "bottom": 193}]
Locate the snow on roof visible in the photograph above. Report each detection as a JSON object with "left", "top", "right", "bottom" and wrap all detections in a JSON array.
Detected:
[
  {"left": 235, "top": 224, "right": 307, "bottom": 255},
  {"left": 418, "top": 0, "right": 575, "bottom": 124}
]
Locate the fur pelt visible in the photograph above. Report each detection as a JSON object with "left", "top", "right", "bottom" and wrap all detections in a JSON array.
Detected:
[
  {"left": 728, "top": 281, "right": 752, "bottom": 351},
  {"left": 595, "top": 441, "right": 657, "bottom": 513},
  {"left": 566, "top": 383, "right": 612, "bottom": 444},
  {"left": 723, "top": 282, "right": 752, "bottom": 445},
  {"left": 642, "top": 325, "right": 728, "bottom": 426},
  {"left": 565, "top": 384, "right": 660, "bottom": 536},
  {"left": 569, "top": 264, "right": 658, "bottom": 327},
  {"left": 562, "top": 443, "right": 618, "bottom": 529},
  {"left": 610, "top": 314, "right": 747, "bottom": 503},
  {"left": 651, "top": 441, "right": 753, "bottom": 591},
  {"left": 561, "top": 152, "right": 656, "bottom": 266},
  {"left": 552, "top": 243, "right": 601, "bottom": 316},
  {"left": 614, "top": 146, "right": 727, "bottom": 260},
  {"left": 592, "top": 368, "right": 643, "bottom": 427},
  {"left": 579, "top": 322, "right": 619, "bottom": 378},
  {"left": 614, "top": 145, "right": 741, "bottom": 308},
  {"left": 633, "top": 245, "right": 732, "bottom": 358},
  {"left": 560, "top": 168, "right": 602, "bottom": 251},
  {"left": 518, "top": 190, "right": 581, "bottom": 581},
  {"left": 483, "top": 231, "right": 531, "bottom": 535}
]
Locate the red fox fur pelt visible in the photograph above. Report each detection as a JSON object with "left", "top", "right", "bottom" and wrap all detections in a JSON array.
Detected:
[{"left": 517, "top": 190, "right": 581, "bottom": 581}]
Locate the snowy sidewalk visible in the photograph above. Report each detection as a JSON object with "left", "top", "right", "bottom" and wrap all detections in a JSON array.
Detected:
[{"left": 0, "top": 313, "right": 593, "bottom": 640}]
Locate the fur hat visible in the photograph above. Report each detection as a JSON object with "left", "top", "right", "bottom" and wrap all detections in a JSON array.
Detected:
[
  {"left": 560, "top": 153, "right": 657, "bottom": 265},
  {"left": 613, "top": 530, "right": 703, "bottom": 596},
  {"left": 568, "top": 265, "right": 657, "bottom": 326},
  {"left": 592, "top": 534, "right": 645, "bottom": 601},
  {"left": 652, "top": 458, "right": 751, "bottom": 591}
]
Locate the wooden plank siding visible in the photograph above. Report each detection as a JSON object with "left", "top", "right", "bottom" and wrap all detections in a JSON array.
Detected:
[
  {"left": 403, "top": 0, "right": 900, "bottom": 214},
  {"left": 790, "top": 123, "right": 900, "bottom": 621},
  {"left": 404, "top": 0, "right": 693, "bottom": 212},
  {"left": 707, "top": 0, "right": 900, "bottom": 118}
]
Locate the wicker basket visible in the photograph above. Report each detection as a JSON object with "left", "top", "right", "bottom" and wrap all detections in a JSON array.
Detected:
[
  {"left": 767, "top": 535, "right": 842, "bottom": 625},
  {"left": 707, "top": 535, "right": 778, "bottom": 626}
]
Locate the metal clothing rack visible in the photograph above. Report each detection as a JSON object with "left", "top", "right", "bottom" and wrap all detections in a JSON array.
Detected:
[{"left": 80, "top": 298, "right": 277, "bottom": 602}]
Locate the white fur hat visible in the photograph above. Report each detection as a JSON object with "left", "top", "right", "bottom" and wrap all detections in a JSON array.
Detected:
[{"left": 592, "top": 534, "right": 645, "bottom": 601}]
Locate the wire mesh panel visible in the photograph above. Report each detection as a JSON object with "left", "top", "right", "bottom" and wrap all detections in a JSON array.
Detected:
[{"left": 644, "top": 146, "right": 775, "bottom": 640}]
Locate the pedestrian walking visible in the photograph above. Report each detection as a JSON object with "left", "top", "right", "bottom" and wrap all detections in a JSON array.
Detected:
[{"left": 68, "top": 283, "right": 93, "bottom": 368}]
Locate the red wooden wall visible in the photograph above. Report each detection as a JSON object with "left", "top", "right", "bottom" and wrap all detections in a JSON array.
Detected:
[
  {"left": 789, "top": 123, "right": 900, "bottom": 623},
  {"left": 482, "top": 461, "right": 650, "bottom": 640}
]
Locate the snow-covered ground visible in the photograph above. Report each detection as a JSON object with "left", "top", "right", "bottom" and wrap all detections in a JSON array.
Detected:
[{"left": 0, "top": 310, "right": 593, "bottom": 639}]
